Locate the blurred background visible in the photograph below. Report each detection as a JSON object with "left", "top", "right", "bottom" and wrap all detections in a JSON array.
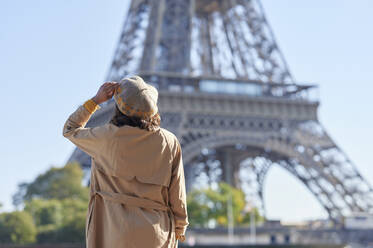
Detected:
[{"left": 0, "top": 0, "right": 372, "bottom": 247}]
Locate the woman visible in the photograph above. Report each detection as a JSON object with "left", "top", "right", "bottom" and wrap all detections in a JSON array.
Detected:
[{"left": 62, "top": 76, "right": 188, "bottom": 247}]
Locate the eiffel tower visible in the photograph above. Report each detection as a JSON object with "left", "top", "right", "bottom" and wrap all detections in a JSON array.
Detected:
[{"left": 67, "top": 0, "right": 373, "bottom": 222}]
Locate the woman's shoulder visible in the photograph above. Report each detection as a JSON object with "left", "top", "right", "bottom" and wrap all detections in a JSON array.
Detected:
[
  {"left": 159, "top": 127, "right": 177, "bottom": 139},
  {"left": 99, "top": 123, "right": 121, "bottom": 136},
  {"left": 159, "top": 128, "right": 181, "bottom": 155}
]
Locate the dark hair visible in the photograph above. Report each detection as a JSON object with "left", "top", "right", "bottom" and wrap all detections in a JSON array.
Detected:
[{"left": 109, "top": 104, "right": 161, "bottom": 132}]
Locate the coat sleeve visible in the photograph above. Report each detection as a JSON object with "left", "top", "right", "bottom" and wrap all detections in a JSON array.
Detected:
[
  {"left": 62, "top": 99, "right": 107, "bottom": 159},
  {"left": 168, "top": 139, "right": 189, "bottom": 241}
]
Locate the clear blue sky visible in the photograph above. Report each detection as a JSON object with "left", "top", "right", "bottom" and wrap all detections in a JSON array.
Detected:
[{"left": 1, "top": 0, "right": 372, "bottom": 222}]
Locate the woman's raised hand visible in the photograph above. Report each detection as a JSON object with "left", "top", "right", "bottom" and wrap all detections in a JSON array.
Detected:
[{"left": 92, "top": 81, "right": 120, "bottom": 104}]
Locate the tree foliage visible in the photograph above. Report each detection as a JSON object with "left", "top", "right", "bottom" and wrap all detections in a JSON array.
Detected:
[
  {"left": 24, "top": 199, "right": 62, "bottom": 228},
  {"left": 187, "top": 182, "right": 263, "bottom": 228},
  {"left": 4, "top": 162, "right": 89, "bottom": 244},
  {"left": 29, "top": 198, "right": 87, "bottom": 244},
  {"left": 0, "top": 211, "right": 37, "bottom": 244},
  {"left": 13, "top": 162, "right": 89, "bottom": 207}
]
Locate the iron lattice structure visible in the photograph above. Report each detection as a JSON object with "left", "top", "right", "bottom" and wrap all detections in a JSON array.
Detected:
[{"left": 67, "top": 0, "right": 373, "bottom": 222}]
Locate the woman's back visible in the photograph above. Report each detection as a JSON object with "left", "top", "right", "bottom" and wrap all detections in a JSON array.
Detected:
[{"left": 85, "top": 124, "right": 188, "bottom": 247}]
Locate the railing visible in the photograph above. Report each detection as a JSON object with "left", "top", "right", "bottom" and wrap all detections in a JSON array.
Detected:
[{"left": 138, "top": 71, "right": 319, "bottom": 102}]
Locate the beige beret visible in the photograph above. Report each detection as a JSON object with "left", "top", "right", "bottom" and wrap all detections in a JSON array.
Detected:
[{"left": 113, "top": 75, "right": 159, "bottom": 119}]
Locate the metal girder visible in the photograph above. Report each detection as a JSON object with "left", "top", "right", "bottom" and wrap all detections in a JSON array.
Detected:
[
  {"left": 105, "top": 0, "right": 293, "bottom": 84},
  {"left": 106, "top": 0, "right": 150, "bottom": 81},
  {"left": 177, "top": 117, "right": 373, "bottom": 222}
]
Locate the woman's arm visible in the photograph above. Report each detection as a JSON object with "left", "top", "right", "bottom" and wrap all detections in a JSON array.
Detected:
[{"left": 62, "top": 82, "right": 119, "bottom": 158}]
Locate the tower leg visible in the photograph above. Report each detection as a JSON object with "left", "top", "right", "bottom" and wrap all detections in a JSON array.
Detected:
[{"left": 219, "top": 148, "right": 241, "bottom": 189}]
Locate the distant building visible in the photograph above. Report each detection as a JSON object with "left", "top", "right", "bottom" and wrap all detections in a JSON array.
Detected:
[{"left": 344, "top": 212, "right": 373, "bottom": 229}]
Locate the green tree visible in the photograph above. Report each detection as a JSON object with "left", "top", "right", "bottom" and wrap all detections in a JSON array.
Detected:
[
  {"left": 0, "top": 211, "right": 37, "bottom": 244},
  {"left": 60, "top": 198, "right": 88, "bottom": 227},
  {"left": 56, "top": 210, "right": 86, "bottom": 243},
  {"left": 24, "top": 199, "right": 62, "bottom": 232},
  {"left": 13, "top": 162, "right": 89, "bottom": 207},
  {"left": 11, "top": 162, "right": 89, "bottom": 244},
  {"left": 187, "top": 182, "right": 263, "bottom": 228},
  {"left": 31, "top": 198, "right": 87, "bottom": 244}
]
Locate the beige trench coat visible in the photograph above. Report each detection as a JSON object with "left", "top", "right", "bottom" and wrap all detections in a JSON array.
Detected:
[{"left": 62, "top": 99, "right": 189, "bottom": 248}]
